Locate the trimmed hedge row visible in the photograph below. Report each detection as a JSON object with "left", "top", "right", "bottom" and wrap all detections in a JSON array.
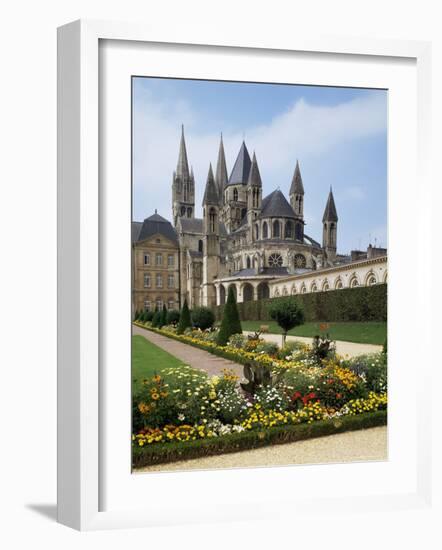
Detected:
[
  {"left": 214, "top": 283, "right": 387, "bottom": 323},
  {"left": 132, "top": 410, "right": 387, "bottom": 468}
]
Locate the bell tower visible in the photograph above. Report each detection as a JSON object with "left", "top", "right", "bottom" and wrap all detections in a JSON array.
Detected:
[{"left": 172, "top": 125, "right": 195, "bottom": 226}]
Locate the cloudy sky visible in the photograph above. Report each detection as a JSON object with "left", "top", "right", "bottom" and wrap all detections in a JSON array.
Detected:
[{"left": 132, "top": 77, "right": 387, "bottom": 254}]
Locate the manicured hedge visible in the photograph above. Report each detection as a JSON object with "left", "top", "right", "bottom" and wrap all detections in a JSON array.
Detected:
[
  {"left": 132, "top": 410, "right": 387, "bottom": 468},
  {"left": 214, "top": 284, "right": 387, "bottom": 323}
]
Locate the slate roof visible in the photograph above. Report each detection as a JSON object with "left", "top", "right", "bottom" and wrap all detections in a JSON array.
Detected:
[
  {"left": 179, "top": 217, "right": 227, "bottom": 237},
  {"left": 322, "top": 189, "right": 338, "bottom": 222},
  {"left": 247, "top": 152, "right": 262, "bottom": 187},
  {"left": 232, "top": 266, "right": 289, "bottom": 277},
  {"left": 215, "top": 134, "right": 228, "bottom": 198},
  {"left": 137, "top": 212, "right": 178, "bottom": 245},
  {"left": 290, "top": 160, "right": 304, "bottom": 195},
  {"left": 131, "top": 221, "right": 143, "bottom": 243},
  {"left": 176, "top": 125, "right": 190, "bottom": 178},
  {"left": 304, "top": 234, "right": 321, "bottom": 248},
  {"left": 227, "top": 141, "right": 252, "bottom": 186},
  {"left": 260, "top": 189, "right": 296, "bottom": 219}
]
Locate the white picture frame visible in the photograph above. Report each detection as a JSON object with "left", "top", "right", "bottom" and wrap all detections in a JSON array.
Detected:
[{"left": 57, "top": 19, "right": 433, "bottom": 531}]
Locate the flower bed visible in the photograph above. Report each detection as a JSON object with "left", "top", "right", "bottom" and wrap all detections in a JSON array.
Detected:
[{"left": 132, "top": 321, "right": 387, "bottom": 467}]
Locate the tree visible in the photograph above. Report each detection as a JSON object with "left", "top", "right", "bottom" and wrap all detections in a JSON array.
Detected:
[
  {"left": 159, "top": 304, "right": 168, "bottom": 328},
  {"left": 268, "top": 297, "right": 304, "bottom": 347},
  {"left": 145, "top": 310, "right": 154, "bottom": 322},
  {"left": 177, "top": 299, "right": 191, "bottom": 334},
  {"left": 191, "top": 306, "right": 215, "bottom": 330},
  {"left": 151, "top": 310, "right": 161, "bottom": 327},
  {"left": 217, "top": 286, "right": 242, "bottom": 346},
  {"left": 166, "top": 309, "right": 180, "bottom": 326}
]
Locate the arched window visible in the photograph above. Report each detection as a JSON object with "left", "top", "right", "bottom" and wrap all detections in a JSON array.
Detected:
[
  {"left": 187, "top": 207, "right": 192, "bottom": 218},
  {"left": 294, "top": 254, "right": 306, "bottom": 269},
  {"left": 350, "top": 276, "right": 359, "bottom": 288},
  {"left": 268, "top": 253, "right": 283, "bottom": 267},
  {"left": 330, "top": 223, "right": 336, "bottom": 246},
  {"left": 273, "top": 220, "right": 280, "bottom": 238},
  {"left": 262, "top": 222, "right": 268, "bottom": 239},
  {"left": 291, "top": 285, "right": 297, "bottom": 295},
  {"left": 366, "top": 273, "right": 377, "bottom": 286},
  {"left": 209, "top": 207, "right": 217, "bottom": 233},
  {"left": 254, "top": 224, "right": 259, "bottom": 240},
  {"left": 233, "top": 188, "right": 238, "bottom": 201},
  {"left": 300, "top": 284, "right": 307, "bottom": 294},
  {"left": 335, "top": 278, "right": 343, "bottom": 289},
  {"left": 295, "top": 223, "right": 303, "bottom": 241},
  {"left": 241, "top": 208, "right": 247, "bottom": 220},
  {"left": 180, "top": 206, "right": 186, "bottom": 216},
  {"left": 284, "top": 221, "right": 293, "bottom": 238},
  {"left": 311, "top": 282, "right": 318, "bottom": 292},
  {"left": 198, "top": 239, "right": 203, "bottom": 253},
  {"left": 183, "top": 183, "right": 188, "bottom": 202},
  {"left": 246, "top": 256, "right": 251, "bottom": 269},
  {"left": 322, "top": 280, "right": 330, "bottom": 292},
  {"left": 283, "top": 286, "right": 288, "bottom": 296}
]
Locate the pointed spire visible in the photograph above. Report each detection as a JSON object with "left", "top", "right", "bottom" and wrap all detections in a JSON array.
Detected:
[
  {"left": 247, "top": 152, "right": 262, "bottom": 187},
  {"left": 290, "top": 160, "right": 304, "bottom": 195},
  {"left": 228, "top": 141, "right": 252, "bottom": 185},
  {"left": 215, "top": 133, "right": 228, "bottom": 197},
  {"left": 176, "top": 124, "right": 190, "bottom": 178},
  {"left": 322, "top": 187, "right": 338, "bottom": 222},
  {"left": 202, "top": 164, "right": 219, "bottom": 205}
]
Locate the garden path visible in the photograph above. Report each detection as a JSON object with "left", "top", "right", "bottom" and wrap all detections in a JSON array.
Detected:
[
  {"left": 135, "top": 426, "right": 387, "bottom": 472},
  {"left": 243, "top": 332, "right": 382, "bottom": 358},
  {"left": 132, "top": 324, "right": 244, "bottom": 377}
]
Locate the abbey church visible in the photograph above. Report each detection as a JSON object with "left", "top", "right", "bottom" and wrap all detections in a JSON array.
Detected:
[{"left": 132, "top": 126, "right": 387, "bottom": 313}]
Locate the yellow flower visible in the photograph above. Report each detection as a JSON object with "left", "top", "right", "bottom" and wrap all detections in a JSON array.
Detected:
[{"left": 151, "top": 392, "right": 160, "bottom": 401}]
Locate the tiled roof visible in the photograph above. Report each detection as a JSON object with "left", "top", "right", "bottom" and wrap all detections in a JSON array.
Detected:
[
  {"left": 260, "top": 190, "right": 296, "bottom": 219},
  {"left": 227, "top": 141, "right": 252, "bottom": 186},
  {"left": 137, "top": 212, "right": 178, "bottom": 245}
]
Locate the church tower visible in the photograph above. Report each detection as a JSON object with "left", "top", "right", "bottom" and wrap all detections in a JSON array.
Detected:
[
  {"left": 172, "top": 125, "right": 195, "bottom": 226},
  {"left": 246, "top": 152, "right": 262, "bottom": 242},
  {"left": 322, "top": 187, "right": 338, "bottom": 263},
  {"left": 289, "top": 160, "right": 305, "bottom": 241},
  {"left": 215, "top": 133, "right": 228, "bottom": 208},
  {"left": 202, "top": 164, "right": 220, "bottom": 307}
]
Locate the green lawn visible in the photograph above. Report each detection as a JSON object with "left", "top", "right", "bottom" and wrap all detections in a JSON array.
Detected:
[
  {"left": 132, "top": 335, "right": 184, "bottom": 390},
  {"left": 241, "top": 320, "right": 387, "bottom": 345}
]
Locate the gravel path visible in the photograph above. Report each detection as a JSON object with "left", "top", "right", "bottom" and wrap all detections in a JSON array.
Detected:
[
  {"left": 135, "top": 426, "right": 387, "bottom": 473},
  {"left": 244, "top": 331, "right": 382, "bottom": 358},
  {"left": 132, "top": 324, "right": 244, "bottom": 377}
]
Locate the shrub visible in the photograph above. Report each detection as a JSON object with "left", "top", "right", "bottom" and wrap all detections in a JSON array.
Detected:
[
  {"left": 227, "top": 333, "right": 248, "bottom": 349},
  {"left": 269, "top": 297, "right": 304, "bottom": 346},
  {"left": 145, "top": 310, "right": 154, "bottom": 322},
  {"left": 151, "top": 310, "right": 161, "bottom": 328},
  {"left": 217, "top": 287, "right": 242, "bottom": 345},
  {"left": 346, "top": 353, "right": 387, "bottom": 393},
  {"left": 166, "top": 309, "right": 180, "bottom": 326},
  {"left": 177, "top": 299, "right": 191, "bottom": 334},
  {"left": 256, "top": 341, "right": 279, "bottom": 356},
  {"left": 158, "top": 305, "right": 167, "bottom": 328},
  {"left": 191, "top": 306, "right": 215, "bottom": 330}
]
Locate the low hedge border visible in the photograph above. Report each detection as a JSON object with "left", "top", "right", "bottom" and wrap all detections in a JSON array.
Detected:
[
  {"left": 132, "top": 409, "right": 387, "bottom": 469},
  {"left": 134, "top": 322, "right": 254, "bottom": 368}
]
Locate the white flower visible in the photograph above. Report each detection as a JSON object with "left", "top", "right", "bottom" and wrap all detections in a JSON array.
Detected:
[{"left": 178, "top": 413, "right": 185, "bottom": 421}]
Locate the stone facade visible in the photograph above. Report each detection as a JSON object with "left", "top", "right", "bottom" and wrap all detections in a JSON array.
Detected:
[
  {"left": 133, "top": 127, "right": 387, "bottom": 312},
  {"left": 132, "top": 212, "right": 180, "bottom": 314}
]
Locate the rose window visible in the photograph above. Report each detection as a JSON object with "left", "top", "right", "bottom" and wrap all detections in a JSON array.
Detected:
[
  {"left": 268, "top": 253, "right": 283, "bottom": 267},
  {"left": 294, "top": 254, "right": 306, "bottom": 268}
]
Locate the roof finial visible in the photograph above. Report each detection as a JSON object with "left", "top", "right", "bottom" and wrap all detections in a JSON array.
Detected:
[{"left": 155, "top": 208, "right": 157, "bottom": 214}]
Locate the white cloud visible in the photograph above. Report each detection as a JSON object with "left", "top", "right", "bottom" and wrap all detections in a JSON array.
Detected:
[{"left": 133, "top": 91, "right": 386, "bottom": 222}]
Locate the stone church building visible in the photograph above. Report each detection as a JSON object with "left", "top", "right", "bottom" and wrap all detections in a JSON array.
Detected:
[{"left": 132, "top": 126, "right": 387, "bottom": 312}]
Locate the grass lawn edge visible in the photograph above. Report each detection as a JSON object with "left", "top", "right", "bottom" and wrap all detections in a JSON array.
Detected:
[{"left": 132, "top": 410, "right": 387, "bottom": 469}]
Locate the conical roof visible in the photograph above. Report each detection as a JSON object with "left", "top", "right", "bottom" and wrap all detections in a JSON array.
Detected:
[
  {"left": 260, "top": 190, "right": 295, "bottom": 218},
  {"left": 322, "top": 188, "right": 338, "bottom": 222},
  {"left": 228, "top": 141, "right": 252, "bottom": 185},
  {"left": 215, "top": 134, "right": 228, "bottom": 197},
  {"left": 202, "top": 164, "right": 219, "bottom": 205},
  {"left": 176, "top": 125, "right": 189, "bottom": 178},
  {"left": 290, "top": 160, "right": 304, "bottom": 195},
  {"left": 247, "top": 152, "right": 262, "bottom": 187}
]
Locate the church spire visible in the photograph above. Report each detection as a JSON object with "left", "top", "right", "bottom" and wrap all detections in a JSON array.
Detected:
[
  {"left": 176, "top": 124, "right": 190, "bottom": 178},
  {"left": 202, "top": 164, "right": 219, "bottom": 205},
  {"left": 322, "top": 187, "right": 338, "bottom": 222},
  {"left": 215, "top": 133, "right": 228, "bottom": 203},
  {"left": 290, "top": 160, "right": 304, "bottom": 195},
  {"left": 247, "top": 152, "right": 262, "bottom": 187}
]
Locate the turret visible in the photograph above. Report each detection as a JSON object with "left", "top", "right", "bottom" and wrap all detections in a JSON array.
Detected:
[
  {"left": 202, "top": 164, "right": 220, "bottom": 307},
  {"left": 289, "top": 160, "right": 305, "bottom": 219},
  {"left": 215, "top": 133, "right": 228, "bottom": 207},
  {"left": 172, "top": 125, "right": 195, "bottom": 226},
  {"left": 322, "top": 187, "right": 338, "bottom": 262},
  {"left": 246, "top": 152, "right": 263, "bottom": 241}
]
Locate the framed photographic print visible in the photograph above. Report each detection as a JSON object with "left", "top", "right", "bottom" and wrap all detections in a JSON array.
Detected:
[{"left": 57, "top": 19, "right": 433, "bottom": 531}]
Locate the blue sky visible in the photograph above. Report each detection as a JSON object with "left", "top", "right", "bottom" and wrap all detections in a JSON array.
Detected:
[{"left": 133, "top": 77, "right": 387, "bottom": 254}]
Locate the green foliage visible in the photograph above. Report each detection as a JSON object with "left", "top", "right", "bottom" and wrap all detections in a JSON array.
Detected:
[
  {"left": 269, "top": 297, "right": 304, "bottom": 345},
  {"left": 158, "top": 305, "right": 167, "bottom": 328},
  {"left": 311, "top": 334, "right": 336, "bottom": 364},
  {"left": 177, "top": 299, "right": 191, "bottom": 334},
  {"left": 145, "top": 310, "right": 154, "bottom": 322},
  {"left": 345, "top": 353, "right": 388, "bottom": 393},
  {"left": 217, "top": 286, "right": 242, "bottom": 345},
  {"left": 151, "top": 310, "right": 161, "bottom": 328},
  {"left": 256, "top": 341, "right": 279, "bottom": 356},
  {"left": 166, "top": 309, "right": 180, "bottom": 326},
  {"left": 214, "top": 284, "right": 388, "bottom": 323},
  {"left": 191, "top": 306, "right": 215, "bottom": 330}
]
